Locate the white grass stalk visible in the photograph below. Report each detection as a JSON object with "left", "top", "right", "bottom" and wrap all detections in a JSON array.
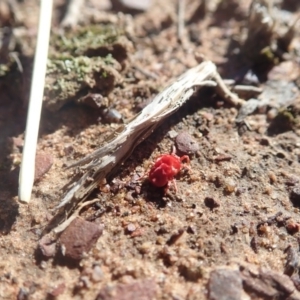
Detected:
[{"left": 18, "top": 0, "right": 53, "bottom": 203}]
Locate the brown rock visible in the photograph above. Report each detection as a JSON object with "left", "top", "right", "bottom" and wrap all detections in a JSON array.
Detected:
[
  {"left": 285, "top": 246, "right": 300, "bottom": 276},
  {"left": 290, "top": 186, "right": 300, "bottom": 207},
  {"left": 96, "top": 279, "right": 157, "bottom": 300},
  {"left": 38, "top": 234, "right": 56, "bottom": 258},
  {"left": 34, "top": 152, "right": 53, "bottom": 181},
  {"left": 208, "top": 269, "right": 243, "bottom": 300},
  {"left": 175, "top": 131, "right": 199, "bottom": 155},
  {"left": 242, "top": 270, "right": 277, "bottom": 298},
  {"left": 59, "top": 218, "right": 103, "bottom": 260},
  {"left": 241, "top": 267, "right": 295, "bottom": 299},
  {"left": 261, "top": 270, "right": 295, "bottom": 295}
]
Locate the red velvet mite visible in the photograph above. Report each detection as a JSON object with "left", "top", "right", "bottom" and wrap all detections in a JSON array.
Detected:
[{"left": 149, "top": 153, "right": 190, "bottom": 191}]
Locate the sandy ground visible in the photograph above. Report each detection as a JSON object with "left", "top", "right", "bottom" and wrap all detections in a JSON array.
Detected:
[{"left": 0, "top": 0, "right": 300, "bottom": 299}]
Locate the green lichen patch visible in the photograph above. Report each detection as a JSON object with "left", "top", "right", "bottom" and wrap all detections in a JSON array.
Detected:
[
  {"left": 44, "top": 24, "right": 131, "bottom": 111},
  {"left": 268, "top": 105, "right": 300, "bottom": 135},
  {"left": 0, "top": 62, "right": 11, "bottom": 77},
  {"left": 44, "top": 55, "right": 121, "bottom": 111},
  {"left": 50, "top": 25, "right": 131, "bottom": 63}
]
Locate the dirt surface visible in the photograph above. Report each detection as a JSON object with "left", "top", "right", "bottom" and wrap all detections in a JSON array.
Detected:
[{"left": 0, "top": 0, "right": 300, "bottom": 299}]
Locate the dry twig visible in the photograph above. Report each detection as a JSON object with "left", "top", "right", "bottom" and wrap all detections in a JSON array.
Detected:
[{"left": 18, "top": 0, "right": 53, "bottom": 203}]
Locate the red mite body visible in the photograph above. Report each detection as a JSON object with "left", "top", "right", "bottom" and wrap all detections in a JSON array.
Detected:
[{"left": 149, "top": 154, "right": 189, "bottom": 189}]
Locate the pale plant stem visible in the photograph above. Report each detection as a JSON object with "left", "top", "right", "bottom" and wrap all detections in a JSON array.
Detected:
[{"left": 18, "top": 0, "right": 53, "bottom": 203}]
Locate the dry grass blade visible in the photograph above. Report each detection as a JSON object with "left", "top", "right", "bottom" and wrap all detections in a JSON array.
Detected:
[{"left": 18, "top": 0, "right": 53, "bottom": 203}]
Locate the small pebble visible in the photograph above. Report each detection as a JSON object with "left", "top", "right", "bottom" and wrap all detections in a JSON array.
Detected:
[
  {"left": 101, "top": 108, "right": 123, "bottom": 123},
  {"left": 290, "top": 186, "right": 300, "bottom": 207},
  {"left": 38, "top": 234, "right": 56, "bottom": 258},
  {"left": 242, "top": 70, "right": 260, "bottom": 85},
  {"left": 269, "top": 172, "right": 277, "bottom": 184},
  {"left": 40, "top": 261, "right": 47, "bottom": 270},
  {"left": 208, "top": 269, "right": 243, "bottom": 300},
  {"left": 34, "top": 152, "right": 53, "bottom": 181},
  {"left": 168, "top": 130, "right": 178, "bottom": 139},
  {"left": 224, "top": 179, "right": 236, "bottom": 193},
  {"left": 80, "top": 276, "right": 91, "bottom": 288},
  {"left": 92, "top": 265, "right": 103, "bottom": 282},
  {"left": 199, "top": 111, "right": 214, "bottom": 121},
  {"left": 127, "top": 223, "right": 136, "bottom": 233},
  {"left": 175, "top": 131, "right": 199, "bottom": 155},
  {"left": 99, "top": 184, "right": 110, "bottom": 193},
  {"left": 59, "top": 218, "right": 104, "bottom": 260},
  {"left": 267, "top": 109, "right": 278, "bottom": 121},
  {"left": 286, "top": 221, "right": 300, "bottom": 234},
  {"left": 259, "top": 137, "right": 270, "bottom": 146}
]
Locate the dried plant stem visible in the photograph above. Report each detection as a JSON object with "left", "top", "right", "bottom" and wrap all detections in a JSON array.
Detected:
[
  {"left": 18, "top": 0, "right": 53, "bottom": 203},
  {"left": 177, "top": 0, "right": 186, "bottom": 43}
]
